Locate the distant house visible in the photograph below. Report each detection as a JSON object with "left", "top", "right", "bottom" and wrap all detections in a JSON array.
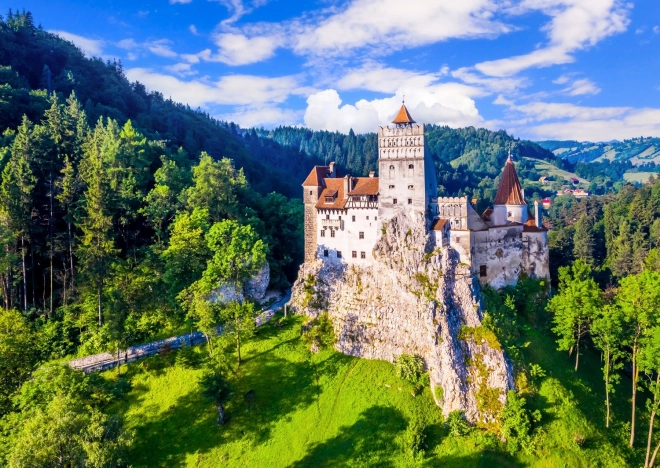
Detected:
[
  {"left": 539, "top": 176, "right": 553, "bottom": 183},
  {"left": 542, "top": 198, "right": 551, "bottom": 209},
  {"left": 573, "top": 189, "right": 590, "bottom": 199},
  {"left": 570, "top": 177, "right": 580, "bottom": 185}
]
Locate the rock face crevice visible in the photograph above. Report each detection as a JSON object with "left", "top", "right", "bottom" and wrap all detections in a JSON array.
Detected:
[{"left": 290, "top": 213, "right": 514, "bottom": 422}]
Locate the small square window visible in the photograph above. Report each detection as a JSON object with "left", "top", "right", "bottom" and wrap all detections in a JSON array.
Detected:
[
  {"left": 324, "top": 250, "right": 329, "bottom": 257},
  {"left": 320, "top": 230, "right": 325, "bottom": 237},
  {"left": 331, "top": 230, "right": 336, "bottom": 238},
  {"left": 375, "top": 216, "right": 377, "bottom": 221},
  {"left": 408, "top": 198, "right": 412, "bottom": 205},
  {"left": 326, "top": 215, "right": 330, "bottom": 220},
  {"left": 359, "top": 232, "right": 364, "bottom": 239},
  {"left": 480, "top": 265, "right": 487, "bottom": 277},
  {"left": 337, "top": 251, "right": 342, "bottom": 258},
  {"left": 455, "top": 237, "right": 461, "bottom": 243},
  {"left": 393, "top": 199, "right": 398, "bottom": 204},
  {"left": 408, "top": 185, "right": 414, "bottom": 190},
  {"left": 366, "top": 216, "right": 369, "bottom": 220},
  {"left": 389, "top": 185, "right": 395, "bottom": 189},
  {"left": 352, "top": 251, "right": 357, "bottom": 258},
  {"left": 361, "top": 252, "right": 366, "bottom": 259},
  {"left": 309, "top": 190, "right": 312, "bottom": 195},
  {"left": 352, "top": 215, "right": 356, "bottom": 222}
]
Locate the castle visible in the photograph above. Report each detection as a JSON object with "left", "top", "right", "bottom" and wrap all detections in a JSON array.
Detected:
[{"left": 302, "top": 103, "right": 549, "bottom": 289}]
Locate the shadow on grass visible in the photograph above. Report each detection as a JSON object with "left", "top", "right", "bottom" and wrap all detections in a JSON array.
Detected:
[{"left": 289, "top": 405, "right": 407, "bottom": 467}]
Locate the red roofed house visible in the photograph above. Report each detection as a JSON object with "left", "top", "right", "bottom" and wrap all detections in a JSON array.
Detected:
[{"left": 302, "top": 104, "right": 549, "bottom": 288}]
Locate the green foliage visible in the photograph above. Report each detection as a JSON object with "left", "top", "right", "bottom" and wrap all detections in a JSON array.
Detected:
[
  {"left": 395, "top": 354, "right": 425, "bottom": 384},
  {"left": 445, "top": 411, "right": 471, "bottom": 437},
  {"left": 401, "top": 409, "right": 427, "bottom": 463},
  {"left": 500, "top": 390, "right": 532, "bottom": 455},
  {"left": 302, "top": 312, "right": 335, "bottom": 351},
  {"left": 458, "top": 325, "right": 502, "bottom": 351},
  {"left": 175, "top": 345, "right": 203, "bottom": 369}
]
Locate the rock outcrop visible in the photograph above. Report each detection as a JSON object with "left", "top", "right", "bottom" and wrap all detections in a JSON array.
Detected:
[
  {"left": 289, "top": 213, "right": 513, "bottom": 422},
  {"left": 210, "top": 262, "right": 270, "bottom": 304}
]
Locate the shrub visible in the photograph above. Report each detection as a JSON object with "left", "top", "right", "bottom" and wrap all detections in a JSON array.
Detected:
[
  {"left": 500, "top": 390, "right": 532, "bottom": 455},
  {"left": 175, "top": 346, "right": 202, "bottom": 369},
  {"left": 396, "top": 354, "right": 425, "bottom": 383},
  {"left": 446, "top": 411, "right": 470, "bottom": 437},
  {"left": 302, "top": 312, "right": 335, "bottom": 351},
  {"left": 402, "top": 412, "right": 427, "bottom": 462},
  {"left": 434, "top": 385, "right": 444, "bottom": 402}
]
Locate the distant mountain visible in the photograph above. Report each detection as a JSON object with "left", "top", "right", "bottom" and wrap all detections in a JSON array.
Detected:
[{"left": 537, "top": 138, "right": 660, "bottom": 168}]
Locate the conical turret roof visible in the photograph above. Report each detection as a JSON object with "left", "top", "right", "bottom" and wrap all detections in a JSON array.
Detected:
[
  {"left": 494, "top": 155, "right": 526, "bottom": 205},
  {"left": 392, "top": 103, "right": 416, "bottom": 125}
]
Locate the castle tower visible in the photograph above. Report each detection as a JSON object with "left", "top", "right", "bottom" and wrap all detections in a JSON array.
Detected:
[
  {"left": 492, "top": 155, "right": 528, "bottom": 225},
  {"left": 377, "top": 103, "right": 438, "bottom": 223},
  {"left": 302, "top": 163, "right": 335, "bottom": 262}
]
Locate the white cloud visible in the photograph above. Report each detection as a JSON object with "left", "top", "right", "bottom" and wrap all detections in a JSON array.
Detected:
[
  {"left": 654, "top": 25, "right": 660, "bottom": 34},
  {"left": 181, "top": 33, "right": 281, "bottom": 65},
  {"left": 125, "top": 68, "right": 308, "bottom": 107},
  {"left": 336, "top": 63, "right": 440, "bottom": 93},
  {"left": 495, "top": 97, "right": 660, "bottom": 141},
  {"left": 49, "top": 30, "right": 104, "bottom": 57},
  {"left": 451, "top": 67, "right": 528, "bottom": 93},
  {"left": 304, "top": 86, "right": 485, "bottom": 134},
  {"left": 475, "top": 0, "right": 631, "bottom": 77},
  {"left": 164, "top": 62, "right": 197, "bottom": 76},
  {"left": 118, "top": 38, "right": 178, "bottom": 59},
  {"left": 218, "top": 105, "right": 302, "bottom": 128},
  {"left": 561, "top": 78, "right": 600, "bottom": 96},
  {"left": 552, "top": 74, "right": 571, "bottom": 85},
  {"left": 170, "top": 0, "right": 192, "bottom": 4},
  {"left": 189, "top": 25, "right": 199, "bottom": 35}
]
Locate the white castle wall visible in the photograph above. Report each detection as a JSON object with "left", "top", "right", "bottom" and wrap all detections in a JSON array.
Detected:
[{"left": 316, "top": 207, "right": 379, "bottom": 265}]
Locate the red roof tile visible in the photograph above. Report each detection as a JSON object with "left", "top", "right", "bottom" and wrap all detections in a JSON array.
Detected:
[
  {"left": 302, "top": 166, "right": 331, "bottom": 186},
  {"left": 431, "top": 219, "right": 448, "bottom": 231},
  {"left": 316, "top": 179, "right": 347, "bottom": 209},
  {"left": 481, "top": 208, "right": 493, "bottom": 221},
  {"left": 523, "top": 218, "right": 548, "bottom": 232},
  {"left": 392, "top": 104, "right": 416, "bottom": 124},
  {"left": 348, "top": 177, "right": 379, "bottom": 196},
  {"left": 494, "top": 157, "right": 526, "bottom": 205}
]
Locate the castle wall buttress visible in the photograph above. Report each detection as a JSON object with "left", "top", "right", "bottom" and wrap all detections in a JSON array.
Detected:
[{"left": 303, "top": 187, "right": 320, "bottom": 262}]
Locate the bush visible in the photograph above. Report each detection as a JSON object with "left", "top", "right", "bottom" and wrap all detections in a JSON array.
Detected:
[
  {"left": 302, "top": 312, "right": 335, "bottom": 351},
  {"left": 446, "top": 411, "right": 471, "bottom": 437},
  {"left": 175, "top": 346, "right": 202, "bottom": 369},
  {"left": 396, "top": 354, "right": 425, "bottom": 383},
  {"left": 501, "top": 390, "right": 532, "bottom": 455},
  {"left": 402, "top": 412, "right": 427, "bottom": 463}
]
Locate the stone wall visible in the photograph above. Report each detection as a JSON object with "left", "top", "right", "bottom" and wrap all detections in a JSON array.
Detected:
[{"left": 290, "top": 212, "right": 513, "bottom": 422}]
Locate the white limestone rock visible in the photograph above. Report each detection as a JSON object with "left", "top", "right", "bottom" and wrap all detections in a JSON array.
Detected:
[
  {"left": 290, "top": 212, "right": 513, "bottom": 423},
  {"left": 209, "top": 262, "right": 270, "bottom": 304}
]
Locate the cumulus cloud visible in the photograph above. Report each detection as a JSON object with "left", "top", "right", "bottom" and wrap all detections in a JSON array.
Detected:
[
  {"left": 475, "top": 0, "right": 631, "bottom": 77},
  {"left": 304, "top": 86, "right": 484, "bottom": 134},
  {"left": 118, "top": 38, "right": 178, "bottom": 59},
  {"left": 49, "top": 30, "right": 104, "bottom": 57},
  {"left": 218, "top": 105, "right": 302, "bottom": 128},
  {"left": 336, "top": 63, "right": 441, "bottom": 94},
  {"left": 125, "top": 68, "right": 308, "bottom": 107}
]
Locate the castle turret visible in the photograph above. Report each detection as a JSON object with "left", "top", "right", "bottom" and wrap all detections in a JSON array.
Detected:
[
  {"left": 302, "top": 165, "right": 333, "bottom": 262},
  {"left": 492, "top": 155, "right": 527, "bottom": 225},
  {"left": 377, "top": 102, "right": 438, "bottom": 224}
]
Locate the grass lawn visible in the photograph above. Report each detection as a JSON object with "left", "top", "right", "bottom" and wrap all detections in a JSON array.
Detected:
[
  {"left": 105, "top": 314, "right": 643, "bottom": 467},
  {"left": 624, "top": 171, "right": 659, "bottom": 184},
  {"left": 522, "top": 157, "right": 588, "bottom": 184}
]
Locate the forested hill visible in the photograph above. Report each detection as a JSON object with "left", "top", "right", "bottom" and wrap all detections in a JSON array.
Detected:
[
  {"left": 538, "top": 138, "right": 660, "bottom": 168},
  {"left": 0, "top": 11, "right": 323, "bottom": 199}
]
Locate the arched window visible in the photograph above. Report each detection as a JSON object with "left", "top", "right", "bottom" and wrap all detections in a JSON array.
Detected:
[
  {"left": 408, "top": 164, "right": 414, "bottom": 177},
  {"left": 389, "top": 165, "right": 395, "bottom": 178}
]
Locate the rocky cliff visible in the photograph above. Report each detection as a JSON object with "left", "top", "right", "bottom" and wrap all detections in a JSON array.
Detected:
[{"left": 289, "top": 213, "right": 514, "bottom": 422}]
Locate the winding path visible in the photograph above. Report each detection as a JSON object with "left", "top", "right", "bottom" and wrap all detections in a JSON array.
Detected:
[{"left": 69, "top": 290, "right": 292, "bottom": 373}]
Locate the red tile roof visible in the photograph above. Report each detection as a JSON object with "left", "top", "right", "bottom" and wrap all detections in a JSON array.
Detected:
[
  {"left": 392, "top": 104, "right": 416, "bottom": 125},
  {"left": 431, "top": 219, "right": 448, "bottom": 231},
  {"left": 481, "top": 208, "right": 493, "bottom": 221},
  {"left": 302, "top": 166, "right": 331, "bottom": 187},
  {"left": 523, "top": 218, "right": 548, "bottom": 232},
  {"left": 494, "top": 156, "right": 525, "bottom": 205},
  {"left": 348, "top": 177, "right": 379, "bottom": 196},
  {"left": 316, "top": 179, "right": 347, "bottom": 209}
]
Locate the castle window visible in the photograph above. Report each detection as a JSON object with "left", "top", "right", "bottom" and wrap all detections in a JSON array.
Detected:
[
  {"left": 359, "top": 232, "right": 364, "bottom": 239},
  {"left": 324, "top": 250, "right": 328, "bottom": 257},
  {"left": 337, "top": 251, "right": 342, "bottom": 258},
  {"left": 480, "top": 265, "right": 487, "bottom": 277},
  {"left": 352, "top": 251, "right": 357, "bottom": 258},
  {"left": 508, "top": 211, "right": 512, "bottom": 217},
  {"left": 408, "top": 199, "right": 412, "bottom": 205},
  {"left": 309, "top": 190, "right": 312, "bottom": 195},
  {"left": 366, "top": 216, "right": 369, "bottom": 220},
  {"left": 320, "top": 230, "right": 325, "bottom": 237},
  {"left": 389, "top": 185, "right": 395, "bottom": 189},
  {"left": 455, "top": 237, "right": 461, "bottom": 243},
  {"left": 326, "top": 215, "right": 330, "bottom": 220},
  {"left": 408, "top": 164, "right": 414, "bottom": 177},
  {"left": 331, "top": 230, "right": 336, "bottom": 238},
  {"left": 361, "top": 252, "right": 366, "bottom": 259},
  {"left": 390, "top": 165, "right": 395, "bottom": 169},
  {"left": 352, "top": 215, "right": 356, "bottom": 222},
  {"left": 375, "top": 216, "right": 377, "bottom": 221},
  {"left": 389, "top": 165, "right": 395, "bottom": 178},
  {"left": 393, "top": 199, "right": 398, "bottom": 204},
  {"left": 408, "top": 185, "right": 414, "bottom": 190}
]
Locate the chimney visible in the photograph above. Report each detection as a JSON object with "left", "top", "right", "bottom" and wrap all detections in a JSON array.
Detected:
[
  {"left": 328, "top": 162, "right": 335, "bottom": 177},
  {"left": 369, "top": 171, "right": 375, "bottom": 178},
  {"left": 343, "top": 175, "right": 350, "bottom": 199},
  {"left": 534, "top": 200, "right": 542, "bottom": 228}
]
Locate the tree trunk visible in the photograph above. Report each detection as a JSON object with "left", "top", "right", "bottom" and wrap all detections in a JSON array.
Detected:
[
  {"left": 49, "top": 173, "right": 53, "bottom": 316},
  {"left": 646, "top": 375, "right": 660, "bottom": 467},
  {"left": 575, "top": 327, "right": 580, "bottom": 371},
  {"left": 631, "top": 341, "right": 639, "bottom": 447},
  {"left": 605, "top": 349, "right": 611, "bottom": 428},
  {"left": 21, "top": 236, "right": 27, "bottom": 311},
  {"left": 216, "top": 401, "right": 225, "bottom": 425},
  {"left": 68, "top": 221, "right": 74, "bottom": 294},
  {"left": 650, "top": 438, "right": 660, "bottom": 467},
  {"left": 97, "top": 279, "right": 102, "bottom": 327}
]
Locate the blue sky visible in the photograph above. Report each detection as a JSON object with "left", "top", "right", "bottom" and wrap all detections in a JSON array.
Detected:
[{"left": 12, "top": 0, "right": 660, "bottom": 141}]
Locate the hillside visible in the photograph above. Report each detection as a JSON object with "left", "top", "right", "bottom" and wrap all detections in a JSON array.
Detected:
[{"left": 538, "top": 138, "right": 660, "bottom": 168}]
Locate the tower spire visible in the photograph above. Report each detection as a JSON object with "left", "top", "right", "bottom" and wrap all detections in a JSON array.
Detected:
[{"left": 391, "top": 100, "right": 415, "bottom": 127}]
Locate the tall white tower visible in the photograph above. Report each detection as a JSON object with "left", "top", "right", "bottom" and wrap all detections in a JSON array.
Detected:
[{"left": 377, "top": 103, "right": 437, "bottom": 224}]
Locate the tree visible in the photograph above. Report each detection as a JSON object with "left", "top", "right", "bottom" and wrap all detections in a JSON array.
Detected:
[
  {"left": 617, "top": 270, "right": 660, "bottom": 447},
  {"left": 548, "top": 260, "right": 601, "bottom": 371},
  {"left": 500, "top": 390, "right": 532, "bottom": 455},
  {"left": 639, "top": 327, "right": 660, "bottom": 467},
  {"left": 572, "top": 214, "right": 595, "bottom": 265},
  {"left": 591, "top": 303, "right": 625, "bottom": 428}
]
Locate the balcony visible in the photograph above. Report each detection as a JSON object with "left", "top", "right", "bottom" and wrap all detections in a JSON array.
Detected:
[{"left": 321, "top": 219, "right": 343, "bottom": 229}]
